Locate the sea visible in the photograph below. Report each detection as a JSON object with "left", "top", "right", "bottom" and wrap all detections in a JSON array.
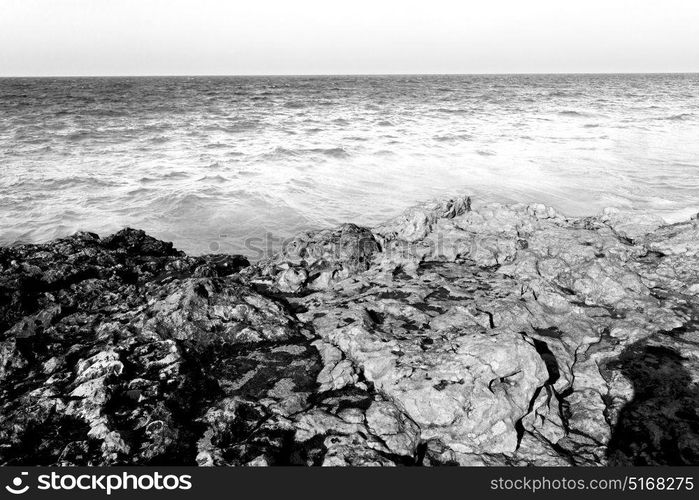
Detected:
[{"left": 1, "top": 74, "right": 698, "bottom": 258}]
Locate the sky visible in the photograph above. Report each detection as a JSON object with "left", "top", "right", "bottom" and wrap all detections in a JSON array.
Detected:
[{"left": 1, "top": 0, "right": 698, "bottom": 76}]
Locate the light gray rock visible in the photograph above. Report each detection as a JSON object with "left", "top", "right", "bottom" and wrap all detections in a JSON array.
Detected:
[
  {"left": 600, "top": 207, "right": 665, "bottom": 241},
  {"left": 141, "top": 277, "right": 298, "bottom": 344}
]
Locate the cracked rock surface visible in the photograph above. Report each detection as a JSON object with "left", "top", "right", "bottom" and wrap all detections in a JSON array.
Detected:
[{"left": 1, "top": 198, "right": 698, "bottom": 465}]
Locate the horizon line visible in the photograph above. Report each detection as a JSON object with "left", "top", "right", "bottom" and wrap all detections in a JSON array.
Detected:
[{"left": 2, "top": 71, "right": 699, "bottom": 79}]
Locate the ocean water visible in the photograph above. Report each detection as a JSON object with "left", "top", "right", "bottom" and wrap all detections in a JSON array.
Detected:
[{"left": 1, "top": 74, "right": 698, "bottom": 258}]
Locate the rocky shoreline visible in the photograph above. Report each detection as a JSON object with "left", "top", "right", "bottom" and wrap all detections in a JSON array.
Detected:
[{"left": 1, "top": 196, "right": 698, "bottom": 466}]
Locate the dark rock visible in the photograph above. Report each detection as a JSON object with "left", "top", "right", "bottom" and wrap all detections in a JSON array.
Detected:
[{"left": 102, "top": 228, "right": 182, "bottom": 257}]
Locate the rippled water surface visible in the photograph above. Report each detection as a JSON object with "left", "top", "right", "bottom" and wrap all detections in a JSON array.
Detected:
[{"left": 1, "top": 74, "right": 698, "bottom": 256}]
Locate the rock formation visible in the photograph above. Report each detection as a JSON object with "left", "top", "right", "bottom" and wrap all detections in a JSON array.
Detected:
[{"left": 1, "top": 197, "right": 697, "bottom": 466}]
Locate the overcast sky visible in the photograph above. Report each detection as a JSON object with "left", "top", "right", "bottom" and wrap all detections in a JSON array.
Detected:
[{"left": 1, "top": 0, "right": 698, "bottom": 76}]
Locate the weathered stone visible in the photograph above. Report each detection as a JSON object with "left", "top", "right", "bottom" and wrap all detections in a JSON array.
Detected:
[
  {"left": 600, "top": 207, "right": 665, "bottom": 241},
  {"left": 1, "top": 197, "right": 697, "bottom": 466},
  {"left": 140, "top": 277, "right": 298, "bottom": 345}
]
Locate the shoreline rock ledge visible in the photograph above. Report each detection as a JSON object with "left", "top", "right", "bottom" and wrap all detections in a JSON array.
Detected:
[{"left": 1, "top": 196, "right": 698, "bottom": 466}]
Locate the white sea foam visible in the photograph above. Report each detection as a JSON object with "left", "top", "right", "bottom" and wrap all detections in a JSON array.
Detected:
[{"left": 0, "top": 74, "right": 698, "bottom": 256}]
